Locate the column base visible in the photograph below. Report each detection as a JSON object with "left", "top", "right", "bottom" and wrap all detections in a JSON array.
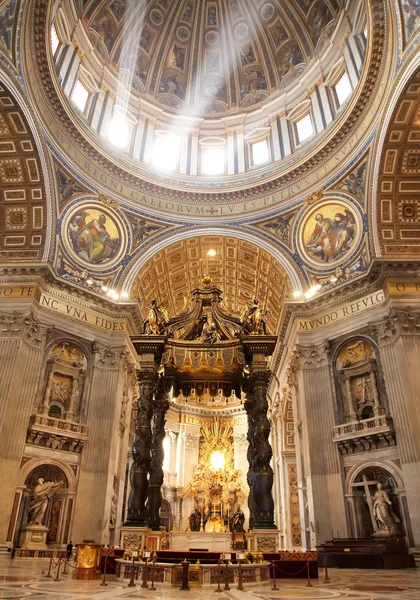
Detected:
[
  {"left": 120, "top": 526, "right": 151, "bottom": 550},
  {"left": 20, "top": 525, "right": 49, "bottom": 549},
  {"left": 247, "top": 529, "right": 280, "bottom": 553}
]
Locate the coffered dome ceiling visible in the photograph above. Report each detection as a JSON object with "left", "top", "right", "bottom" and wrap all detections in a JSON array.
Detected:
[
  {"left": 131, "top": 236, "right": 291, "bottom": 335},
  {"left": 82, "top": 0, "right": 341, "bottom": 115}
]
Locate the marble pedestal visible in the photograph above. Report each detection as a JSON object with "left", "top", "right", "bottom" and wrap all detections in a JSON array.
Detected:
[
  {"left": 20, "top": 525, "right": 49, "bottom": 549},
  {"left": 170, "top": 531, "right": 231, "bottom": 551},
  {"left": 120, "top": 526, "right": 151, "bottom": 550},
  {"left": 247, "top": 529, "right": 280, "bottom": 553}
]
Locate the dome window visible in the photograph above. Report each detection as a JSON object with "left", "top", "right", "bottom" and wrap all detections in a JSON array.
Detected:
[
  {"left": 335, "top": 72, "right": 352, "bottom": 107},
  {"left": 151, "top": 133, "right": 180, "bottom": 172},
  {"left": 71, "top": 80, "right": 89, "bottom": 114},
  {"left": 251, "top": 139, "right": 270, "bottom": 166},
  {"left": 51, "top": 24, "right": 60, "bottom": 57},
  {"left": 107, "top": 113, "right": 130, "bottom": 149},
  {"left": 296, "top": 114, "right": 314, "bottom": 144},
  {"left": 202, "top": 146, "right": 225, "bottom": 176}
]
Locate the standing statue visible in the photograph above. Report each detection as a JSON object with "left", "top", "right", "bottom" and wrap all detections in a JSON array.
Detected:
[
  {"left": 143, "top": 299, "right": 169, "bottom": 334},
  {"left": 188, "top": 508, "right": 201, "bottom": 532},
  {"left": 231, "top": 506, "right": 245, "bottom": 532},
  {"left": 240, "top": 298, "right": 268, "bottom": 334},
  {"left": 27, "top": 478, "right": 63, "bottom": 526},
  {"left": 372, "top": 483, "right": 403, "bottom": 536}
]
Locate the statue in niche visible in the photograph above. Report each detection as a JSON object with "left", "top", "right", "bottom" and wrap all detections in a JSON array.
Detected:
[
  {"left": 337, "top": 339, "right": 381, "bottom": 421},
  {"left": 143, "top": 299, "right": 169, "bottom": 334},
  {"left": 27, "top": 478, "right": 63, "bottom": 526},
  {"left": 188, "top": 508, "right": 201, "bottom": 532},
  {"left": 240, "top": 298, "right": 268, "bottom": 334},
  {"left": 372, "top": 483, "right": 403, "bottom": 536}
]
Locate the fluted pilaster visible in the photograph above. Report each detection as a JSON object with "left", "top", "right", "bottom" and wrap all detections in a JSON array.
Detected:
[
  {"left": 371, "top": 310, "right": 420, "bottom": 543},
  {"left": 0, "top": 313, "right": 49, "bottom": 543}
]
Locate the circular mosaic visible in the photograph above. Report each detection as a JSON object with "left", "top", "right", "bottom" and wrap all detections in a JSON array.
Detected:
[
  {"left": 63, "top": 204, "right": 126, "bottom": 270},
  {"left": 299, "top": 200, "right": 362, "bottom": 268},
  {"left": 150, "top": 9, "right": 164, "bottom": 26},
  {"left": 261, "top": 4, "right": 275, "bottom": 20},
  {"left": 176, "top": 26, "right": 190, "bottom": 41},
  {"left": 205, "top": 30, "right": 220, "bottom": 45},
  {"left": 235, "top": 23, "right": 249, "bottom": 39}
]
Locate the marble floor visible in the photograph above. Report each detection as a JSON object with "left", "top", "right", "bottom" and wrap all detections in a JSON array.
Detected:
[{"left": 0, "top": 558, "right": 418, "bottom": 600}]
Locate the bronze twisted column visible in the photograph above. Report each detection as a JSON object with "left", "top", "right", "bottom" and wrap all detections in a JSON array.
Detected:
[
  {"left": 246, "top": 371, "right": 276, "bottom": 529},
  {"left": 147, "top": 379, "right": 171, "bottom": 530},
  {"left": 126, "top": 370, "right": 158, "bottom": 526}
]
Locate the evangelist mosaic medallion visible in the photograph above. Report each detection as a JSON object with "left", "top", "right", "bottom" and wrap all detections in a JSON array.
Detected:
[
  {"left": 299, "top": 201, "right": 361, "bottom": 267},
  {"left": 64, "top": 204, "right": 125, "bottom": 268}
]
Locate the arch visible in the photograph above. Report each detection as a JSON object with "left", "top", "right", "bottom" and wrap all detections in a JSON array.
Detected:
[
  {"left": 0, "top": 70, "right": 55, "bottom": 263},
  {"left": 19, "top": 458, "right": 77, "bottom": 494},
  {"left": 371, "top": 53, "right": 420, "bottom": 256},
  {"left": 345, "top": 460, "right": 405, "bottom": 495},
  {"left": 121, "top": 226, "right": 304, "bottom": 294}
]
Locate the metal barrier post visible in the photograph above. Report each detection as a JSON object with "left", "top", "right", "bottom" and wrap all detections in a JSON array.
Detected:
[
  {"left": 237, "top": 560, "right": 244, "bottom": 591},
  {"left": 323, "top": 558, "right": 330, "bottom": 583},
  {"left": 215, "top": 559, "right": 222, "bottom": 593},
  {"left": 128, "top": 559, "right": 136, "bottom": 588},
  {"left": 305, "top": 561, "right": 313, "bottom": 587},
  {"left": 271, "top": 560, "right": 278, "bottom": 590},
  {"left": 45, "top": 556, "right": 53, "bottom": 578},
  {"left": 150, "top": 559, "right": 156, "bottom": 590},
  {"left": 100, "top": 555, "right": 108, "bottom": 586},
  {"left": 180, "top": 559, "right": 190, "bottom": 591},
  {"left": 54, "top": 558, "right": 62, "bottom": 582},
  {"left": 223, "top": 561, "right": 230, "bottom": 591},
  {"left": 141, "top": 560, "right": 149, "bottom": 589},
  {"left": 62, "top": 557, "right": 67, "bottom": 575}
]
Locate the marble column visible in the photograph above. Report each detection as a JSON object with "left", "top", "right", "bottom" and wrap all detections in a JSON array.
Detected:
[
  {"left": 295, "top": 343, "right": 347, "bottom": 546},
  {"left": 126, "top": 370, "right": 158, "bottom": 526},
  {"left": 147, "top": 379, "right": 171, "bottom": 530},
  {"left": 372, "top": 311, "right": 420, "bottom": 544},
  {"left": 245, "top": 371, "right": 276, "bottom": 529},
  {"left": 71, "top": 344, "right": 126, "bottom": 544},
  {"left": 0, "top": 314, "right": 49, "bottom": 545}
]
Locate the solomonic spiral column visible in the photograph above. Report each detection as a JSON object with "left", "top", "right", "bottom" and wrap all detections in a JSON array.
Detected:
[
  {"left": 147, "top": 379, "right": 171, "bottom": 530},
  {"left": 126, "top": 370, "right": 158, "bottom": 526},
  {"left": 246, "top": 370, "right": 276, "bottom": 529}
]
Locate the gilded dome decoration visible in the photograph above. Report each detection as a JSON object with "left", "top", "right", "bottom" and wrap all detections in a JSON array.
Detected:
[{"left": 82, "top": 0, "right": 340, "bottom": 115}]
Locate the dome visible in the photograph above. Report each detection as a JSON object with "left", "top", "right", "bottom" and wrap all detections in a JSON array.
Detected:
[
  {"left": 82, "top": 0, "right": 341, "bottom": 116},
  {"left": 46, "top": 0, "right": 368, "bottom": 191}
]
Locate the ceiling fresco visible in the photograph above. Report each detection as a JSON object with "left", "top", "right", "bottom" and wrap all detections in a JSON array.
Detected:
[
  {"left": 377, "top": 68, "right": 420, "bottom": 257},
  {"left": 81, "top": 0, "right": 340, "bottom": 114},
  {"left": 0, "top": 85, "right": 47, "bottom": 261},
  {"left": 131, "top": 236, "right": 291, "bottom": 334}
]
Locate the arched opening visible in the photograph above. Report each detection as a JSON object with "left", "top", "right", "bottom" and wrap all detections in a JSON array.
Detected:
[
  {"left": 18, "top": 464, "right": 71, "bottom": 549},
  {"left": 345, "top": 464, "right": 414, "bottom": 546}
]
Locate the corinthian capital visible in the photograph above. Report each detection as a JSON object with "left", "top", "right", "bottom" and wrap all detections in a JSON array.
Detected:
[
  {"left": 371, "top": 309, "right": 420, "bottom": 344},
  {"left": 0, "top": 312, "right": 49, "bottom": 348},
  {"left": 296, "top": 341, "right": 330, "bottom": 369}
]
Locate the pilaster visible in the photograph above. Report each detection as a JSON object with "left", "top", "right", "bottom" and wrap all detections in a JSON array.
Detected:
[
  {"left": 71, "top": 344, "right": 126, "bottom": 543},
  {"left": 294, "top": 342, "right": 347, "bottom": 546},
  {"left": 371, "top": 309, "right": 420, "bottom": 544},
  {"left": 0, "top": 313, "right": 50, "bottom": 544}
]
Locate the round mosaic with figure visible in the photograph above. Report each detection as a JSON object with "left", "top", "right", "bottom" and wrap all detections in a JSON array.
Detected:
[
  {"left": 64, "top": 204, "right": 126, "bottom": 269},
  {"left": 299, "top": 200, "right": 362, "bottom": 268}
]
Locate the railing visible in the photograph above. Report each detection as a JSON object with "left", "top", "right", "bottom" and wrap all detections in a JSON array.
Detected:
[
  {"left": 33, "top": 414, "right": 88, "bottom": 436},
  {"left": 333, "top": 415, "right": 393, "bottom": 439}
]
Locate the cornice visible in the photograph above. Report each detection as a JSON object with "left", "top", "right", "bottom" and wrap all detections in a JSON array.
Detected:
[{"left": 0, "top": 263, "right": 143, "bottom": 332}]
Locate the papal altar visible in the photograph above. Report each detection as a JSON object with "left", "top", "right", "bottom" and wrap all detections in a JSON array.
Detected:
[{"left": 170, "top": 531, "right": 231, "bottom": 551}]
